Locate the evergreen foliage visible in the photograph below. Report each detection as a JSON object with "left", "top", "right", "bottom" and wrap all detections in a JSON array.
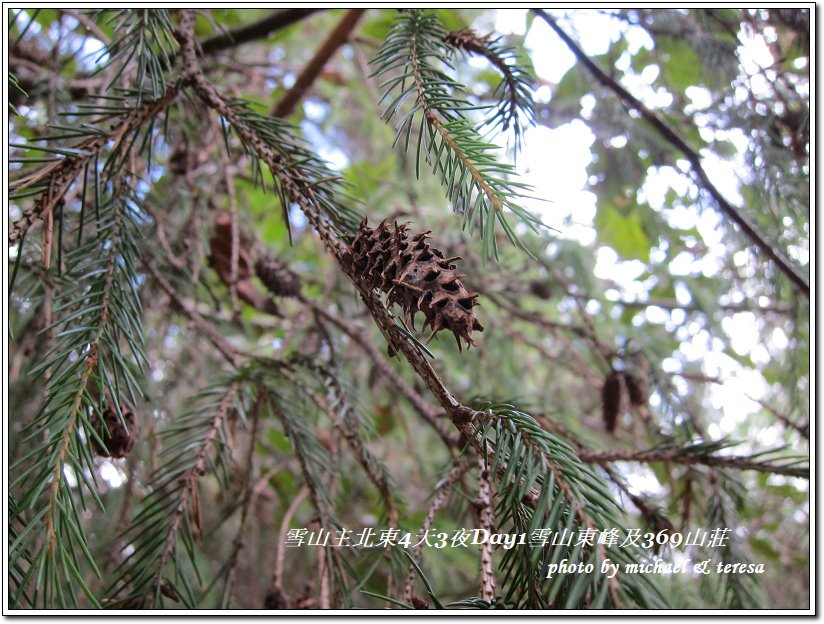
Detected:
[{"left": 7, "top": 7, "right": 810, "bottom": 611}]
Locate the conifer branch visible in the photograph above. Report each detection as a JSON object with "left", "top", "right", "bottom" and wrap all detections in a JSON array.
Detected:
[
  {"left": 173, "top": 10, "right": 664, "bottom": 607},
  {"left": 150, "top": 382, "right": 240, "bottom": 606},
  {"left": 371, "top": 10, "right": 543, "bottom": 259},
  {"left": 444, "top": 28, "right": 535, "bottom": 151},
  {"left": 107, "top": 380, "right": 243, "bottom": 607},
  {"left": 281, "top": 359, "right": 399, "bottom": 528},
  {"left": 10, "top": 179, "right": 147, "bottom": 607},
  {"left": 9, "top": 88, "right": 178, "bottom": 245},
  {"left": 578, "top": 447, "right": 809, "bottom": 479},
  {"left": 175, "top": 10, "right": 360, "bottom": 241}
]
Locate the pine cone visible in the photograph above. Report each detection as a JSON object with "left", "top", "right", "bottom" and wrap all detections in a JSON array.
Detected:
[
  {"left": 208, "top": 211, "right": 280, "bottom": 314},
  {"left": 624, "top": 352, "right": 650, "bottom": 407},
  {"left": 528, "top": 280, "right": 552, "bottom": 300},
  {"left": 255, "top": 253, "right": 301, "bottom": 298},
  {"left": 601, "top": 371, "right": 624, "bottom": 434},
  {"left": 624, "top": 372, "right": 649, "bottom": 407},
  {"left": 344, "top": 219, "right": 483, "bottom": 350},
  {"left": 90, "top": 406, "right": 138, "bottom": 458},
  {"left": 169, "top": 144, "right": 192, "bottom": 175},
  {"left": 209, "top": 211, "right": 255, "bottom": 282}
]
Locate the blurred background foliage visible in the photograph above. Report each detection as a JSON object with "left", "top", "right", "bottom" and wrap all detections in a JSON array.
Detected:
[{"left": 8, "top": 7, "right": 809, "bottom": 610}]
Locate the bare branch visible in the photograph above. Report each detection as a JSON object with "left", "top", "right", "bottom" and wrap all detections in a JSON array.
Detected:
[
  {"left": 143, "top": 261, "right": 240, "bottom": 368},
  {"left": 272, "top": 9, "right": 366, "bottom": 118},
  {"left": 200, "top": 9, "right": 321, "bottom": 55},
  {"left": 269, "top": 487, "right": 309, "bottom": 606},
  {"left": 475, "top": 454, "right": 495, "bottom": 602},
  {"left": 223, "top": 394, "right": 263, "bottom": 606}
]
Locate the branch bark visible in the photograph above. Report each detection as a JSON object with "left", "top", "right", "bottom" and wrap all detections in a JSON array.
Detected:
[{"left": 533, "top": 9, "right": 810, "bottom": 299}]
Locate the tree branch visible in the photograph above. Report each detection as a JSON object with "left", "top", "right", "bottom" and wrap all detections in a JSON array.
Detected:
[
  {"left": 9, "top": 88, "right": 179, "bottom": 245},
  {"left": 199, "top": 9, "right": 321, "bottom": 55},
  {"left": 151, "top": 382, "right": 240, "bottom": 606},
  {"left": 143, "top": 261, "right": 240, "bottom": 368},
  {"left": 533, "top": 9, "right": 810, "bottom": 299},
  {"left": 564, "top": 291, "right": 792, "bottom": 316},
  {"left": 578, "top": 448, "right": 809, "bottom": 479},
  {"left": 172, "top": 13, "right": 626, "bottom": 552},
  {"left": 272, "top": 9, "right": 366, "bottom": 118}
]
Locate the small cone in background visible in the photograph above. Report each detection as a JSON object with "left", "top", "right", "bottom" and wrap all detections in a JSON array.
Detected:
[
  {"left": 625, "top": 352, "right": 650, "bottom": 407},
  {"left": 528, "top": 280, "right": 552, "bottom": 300},
  {"left": 601, "top": 370, "right": 623, "bottom": 434},
  {"left": 90, "top": 406, "right": 138, "bottom": 458},
  {"left": 255, "top": 253, "right": 301, "bottom": 298}
]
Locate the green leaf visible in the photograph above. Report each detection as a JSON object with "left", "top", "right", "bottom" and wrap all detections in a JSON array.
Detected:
[
  {"left": 594, "top": 200, "right": 651, "bottom": 262},
  {"left": 657, "top": 38, "right": 704, "bottom": 89}
]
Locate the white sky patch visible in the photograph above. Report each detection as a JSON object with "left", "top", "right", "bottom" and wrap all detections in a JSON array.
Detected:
[
  {"left": 722, "top": 312, "right": 759, "bottom": 358},
  {"left": 99, "top": 460, "right": 127, "bottom": 489},
  {"left": 63, "top": 464, "right": 78, "bottom": 488},
  {"left": 622, "top": 464, "right": 666, "bottom": 498},
  {"left": 517, "top": 121, "right": 596, "bottom": 244},
  {"left": 700, "top": 153, "right": 745, "bottom": 205}
]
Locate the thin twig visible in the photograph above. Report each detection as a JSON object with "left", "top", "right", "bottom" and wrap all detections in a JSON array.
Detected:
[
  {"left": 301, "top": 296, "right": 458, "bottom": 448},
  {"left": 142, "top": 203, "right": 185, "bottom": 270},
  {"left": 272, "top": 486, "right": 309, "bottom": 602},
  {"left": 595, "top": 294, "right": 791, "bottom": 316},
  {"left": 223, "top": 393, "right": 263, "bottom": 607},
  {"left": 61, "top": 8, "right": 110, "bottom": 44},
  {"left": 404, "top": 456, "right": 475, "bottom": 604},
  {"left": 225, "top": 165, "right": 241, "bottom": 316},
  {"left": 143, "top": 261, "right": 240, "bottom": 367},
  {"left": 747, "top": 395, "right": 810, "bottom": 439}
]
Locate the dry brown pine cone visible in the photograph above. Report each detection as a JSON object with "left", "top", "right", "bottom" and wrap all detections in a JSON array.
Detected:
[{"left": 344, "top": 219, "right": 483, "bottom": 350}]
